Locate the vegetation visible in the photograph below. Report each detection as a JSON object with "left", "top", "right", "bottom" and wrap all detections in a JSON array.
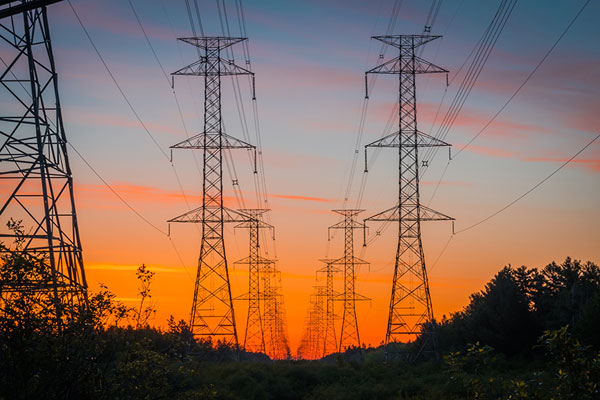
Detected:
[{"left": 0, "top": 224, "right": 598, "bottom": 398}]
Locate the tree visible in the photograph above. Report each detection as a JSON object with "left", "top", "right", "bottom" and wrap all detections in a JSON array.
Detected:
[{"left": 132, "top": 264, "right": 156, "bottom": 328}]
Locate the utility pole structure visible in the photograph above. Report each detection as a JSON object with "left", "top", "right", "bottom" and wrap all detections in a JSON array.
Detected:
[
  {"left": 0, "top": 1, "right": 87, "bottom": 322},
  {"left": 329, "top": 210, "right": 369, "bottom": 352},
  {"left": 317, "top": 259, "right": 340, "bottom": 357},
  {"left": 363, "top": 35, "right": 453, "bottom": 360},
  {"left": 169, "top": 37, "right": 256, "bottom": 345},
  {"left": 310, "top": 285, "right": 326, "bottom": 358},
  {"left": 270, "top": 268, "right": 291, "bottom": 359},
  {"left": 297, "top": 284, "right": 325, "bottom": 360},
  {"left": 234, "top": 209, "right": 273, "bottom": 353}
]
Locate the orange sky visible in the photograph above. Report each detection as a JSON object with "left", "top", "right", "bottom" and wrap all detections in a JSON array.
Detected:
[{"left": 1, "top": 0, "right": 599, "bottom": 354}]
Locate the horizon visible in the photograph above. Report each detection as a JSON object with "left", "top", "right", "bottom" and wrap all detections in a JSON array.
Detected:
[{"left": 1, "top": 0, "right": 598, "bottom": 355}]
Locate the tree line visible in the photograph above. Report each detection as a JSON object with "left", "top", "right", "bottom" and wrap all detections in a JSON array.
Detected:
[{"left": 0, "top": 221, "right": 598, "bottom": 399}]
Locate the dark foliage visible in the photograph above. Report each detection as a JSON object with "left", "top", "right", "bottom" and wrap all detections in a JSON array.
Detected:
[
  {"left": 436, "top": 258, "right": 600, "bottom": 356},
  {"left": 1, "top": 238, "right": 598, "bottom": 399}
]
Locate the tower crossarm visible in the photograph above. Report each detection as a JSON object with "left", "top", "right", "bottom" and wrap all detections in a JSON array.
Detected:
[
  {"left": 177, "top": 36, "right": 246, "bottom": 50},
  {"left": 364, "top": 204, "right": 454, "bottom": 223},
  {"left": 171, "top": 132, "right": 255, "bottom": 150},
  {"left": 365, "top": 130, "right": 450, "bottom": 149},
  {"left": 168, "top": 206, "right": 254, "bottom": 224},
  {"left": 0, "top": 0, "right": 63, "bottom": 19},
  {"left": 173, "top": 57, "right": 254, "bottom": 77},
  {"left": 372, "top": 35, "right": 442, "bottom": 48},
  {"left": 234, "top": 255, "right": 275, "bottom": 265},
  {"left": 366, "top": 56, "right": 447, "bottom": 75}
]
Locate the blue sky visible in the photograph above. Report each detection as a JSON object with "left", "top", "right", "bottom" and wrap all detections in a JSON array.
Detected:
[{"left": 13, "top": 0, "right": 599, "bottom": 347}]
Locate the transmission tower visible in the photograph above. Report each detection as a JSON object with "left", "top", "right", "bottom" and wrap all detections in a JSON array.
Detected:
[
  {"left": 296, "top": 284, "right": 326, "bottom": 359},
  {"left": 169, "top": 37, "right": 256, "bottom": 344},
  {"left": 270, "top": 267, "right": 291, "bottom": 359},
  {"left": 233, "top": 209, "right": 273, "bottom": 353},
  {"left": 310, "top": 285, "right": 326, "bottom": 358},
  {"left": 328, "top": 210, "right": 369, "bottom": 352},
  {"left": 317, "top": 258, "right": 341, "bottom": 357},
  {"left": 0, "top": 2, "right": 87, "bottom": 322},
  {"left": 363, "top": 35, "right": 453, "bottom": 360}
]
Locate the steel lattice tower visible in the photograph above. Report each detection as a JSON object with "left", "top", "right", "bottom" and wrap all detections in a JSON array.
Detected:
[
  {"left": 0, "top": 2, "right": 87, "bottom": 321},
  {"left": 309, "top": 285, "right": 326, "bottom": 359},
  {"left": 296, "top": 284, "right": 326, "bottom": 360},
  {"left": 364, "top": 35, "right": 453, "bottom": 359},
  {"left": 234, "top": 209, "right": 273, "bottom": 353},
  {"left": 169, "top": 37, "right": 256, "bottom": 344},
  {"left": 329, "top": 210, "right": 369, "bottom": 351},
  {"left": 317, "top": 258, "right": 340, "bottom": 357},
  {"left": 271, "top": 268, "right": 291, "bottom": 359}
]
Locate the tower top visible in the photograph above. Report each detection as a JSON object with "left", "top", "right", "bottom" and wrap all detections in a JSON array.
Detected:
[
  {"left": 372, "top": 35, "right": 442, "bottom": 48},
  {"left": 332, "top": 209, "right": 364, "bottom": 217},
  {"left": 177, "top": 36, "right": 246, "bottom": 50}
]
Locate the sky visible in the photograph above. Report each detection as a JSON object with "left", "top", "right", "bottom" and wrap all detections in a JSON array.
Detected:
[{"left": 1, "top": 0, "right": 599, "bottom": 353}]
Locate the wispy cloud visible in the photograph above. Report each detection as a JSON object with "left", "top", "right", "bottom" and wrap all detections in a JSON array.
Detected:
[
  {"left": 76, "top": 182, "right": 237, "bottom": 206},
  {"left": 66, "top": 108, "right": 184, "bottom": 137},
  {"left": 85, "top": 262, "right": 179, "bottom": 273},
  {"left": 454, "top": 143, "right": 514, "bottom": 159},
  {"left": 524, "top": 155, "right": 600, "bottom": 173},
  {"left": 54, "top": 2, "right": 180, "bottom": 42},
  {"left": 269, "top": 193, "right": 334, "bottom": 203}
]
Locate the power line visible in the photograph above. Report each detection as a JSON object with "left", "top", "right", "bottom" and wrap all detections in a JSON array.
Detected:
[
  {"left": 67, "top": 0, "right": 170, "bottom": 162},
  {"left": 68, "top": 142, "right": 194, "bottom": 281},
  {"left": 68, "top": 0, "right": 201, "bottom": 280},
  {"left": 453, "top": 0, "right": 592, "bottom": 158},
  {"left": 355, "top": 0, "right": 455, "bottom": 253},
  {"left": 425, "top": 0, "right": 592, "bottom": 207},
  {"left": 68, "top": 140, "right": 165, "bottom": 234},
  {"left": 455, "top": 133, "right": 599, "bottom": 234},
  {"left": 421, "top": 0, "right": 517, "bottom": 167},
  {"left": 127, "top": 0, "right": 170, "bottom": 85}
]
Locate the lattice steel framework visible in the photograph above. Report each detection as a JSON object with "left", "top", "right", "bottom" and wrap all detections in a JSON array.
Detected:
[
  {"left": 364, "top": 35, "right": 453, "bottom": 359},
  {"left": 317, "top": 258, "right": 340, "bottom": 357},
  {"left": 328, "top": 210, "right": 369, "bottom": 351},
  {"left": 234, "top": 209, "right": 273, "bottom": 353},
  {"left": 261, "top": 263, "right": 291, "bottom": 359},
  {"left": 0, "top": 4, "right": 87, "bottom": 320},
  {"left": 169, "top": 37, "right": 255, "bottom": 344},
  {"left": 297, "top": 285, "right": 326, "bottom": 359}
]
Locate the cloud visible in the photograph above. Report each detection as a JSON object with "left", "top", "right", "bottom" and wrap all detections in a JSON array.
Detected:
[
  {"left": 85, "top": 262, "right": 179, "bottom": 273},
  {"left": 455, "top": 141, "right": 600, "bottom": 173},
  {"left": 524, "top": 156, "right": 600, "bottom": 173},
  {"left": 421, "top": 180, "right": 470, "bottom": 187},
  {"left": 449, "top": 143, "right": 515, "bottom": 159},
  {"left": 66, "top": 108, "right": 185, "bottom": 137},
  {"left": 270, "top": 193, "right": 334, "bottom": 203},
  {"left": 53, "top": 2, "right": 180, "bottom": 42},
  {"left": 75, "top": 182, "right": 237, "bottom": 206}
]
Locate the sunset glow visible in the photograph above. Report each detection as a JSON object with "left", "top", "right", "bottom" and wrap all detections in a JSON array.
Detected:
[{"left": 4, "top": 0, "right": 597, "bottom": 355}]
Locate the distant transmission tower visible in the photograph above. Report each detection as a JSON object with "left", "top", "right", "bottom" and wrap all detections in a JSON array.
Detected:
[
  {"left": 328, "top": 210, "right": 369, "bottom": 351},
  {"left": 234, "top": 209, "right": 273, "bottom": 353},
  {"left": 262, "top": 263, "right": 291, "bottom": 359},
  {"left": 318, "top": 259, "right": 340, "bottom": 357},
  {"left": 297, "top": 284, "right": 325, "bottom": 359},
  {"left": 0, "top": 2, "right": 87, "bottom": 321},
  {"left": 364, "top": 35, "right": 453, "bottom": 360},
  {"left": 169, "top": 37, "right": 256, "bottom": 344},
  {"left": 310, "top": 285, "right": 326, "bottom": 358}
]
